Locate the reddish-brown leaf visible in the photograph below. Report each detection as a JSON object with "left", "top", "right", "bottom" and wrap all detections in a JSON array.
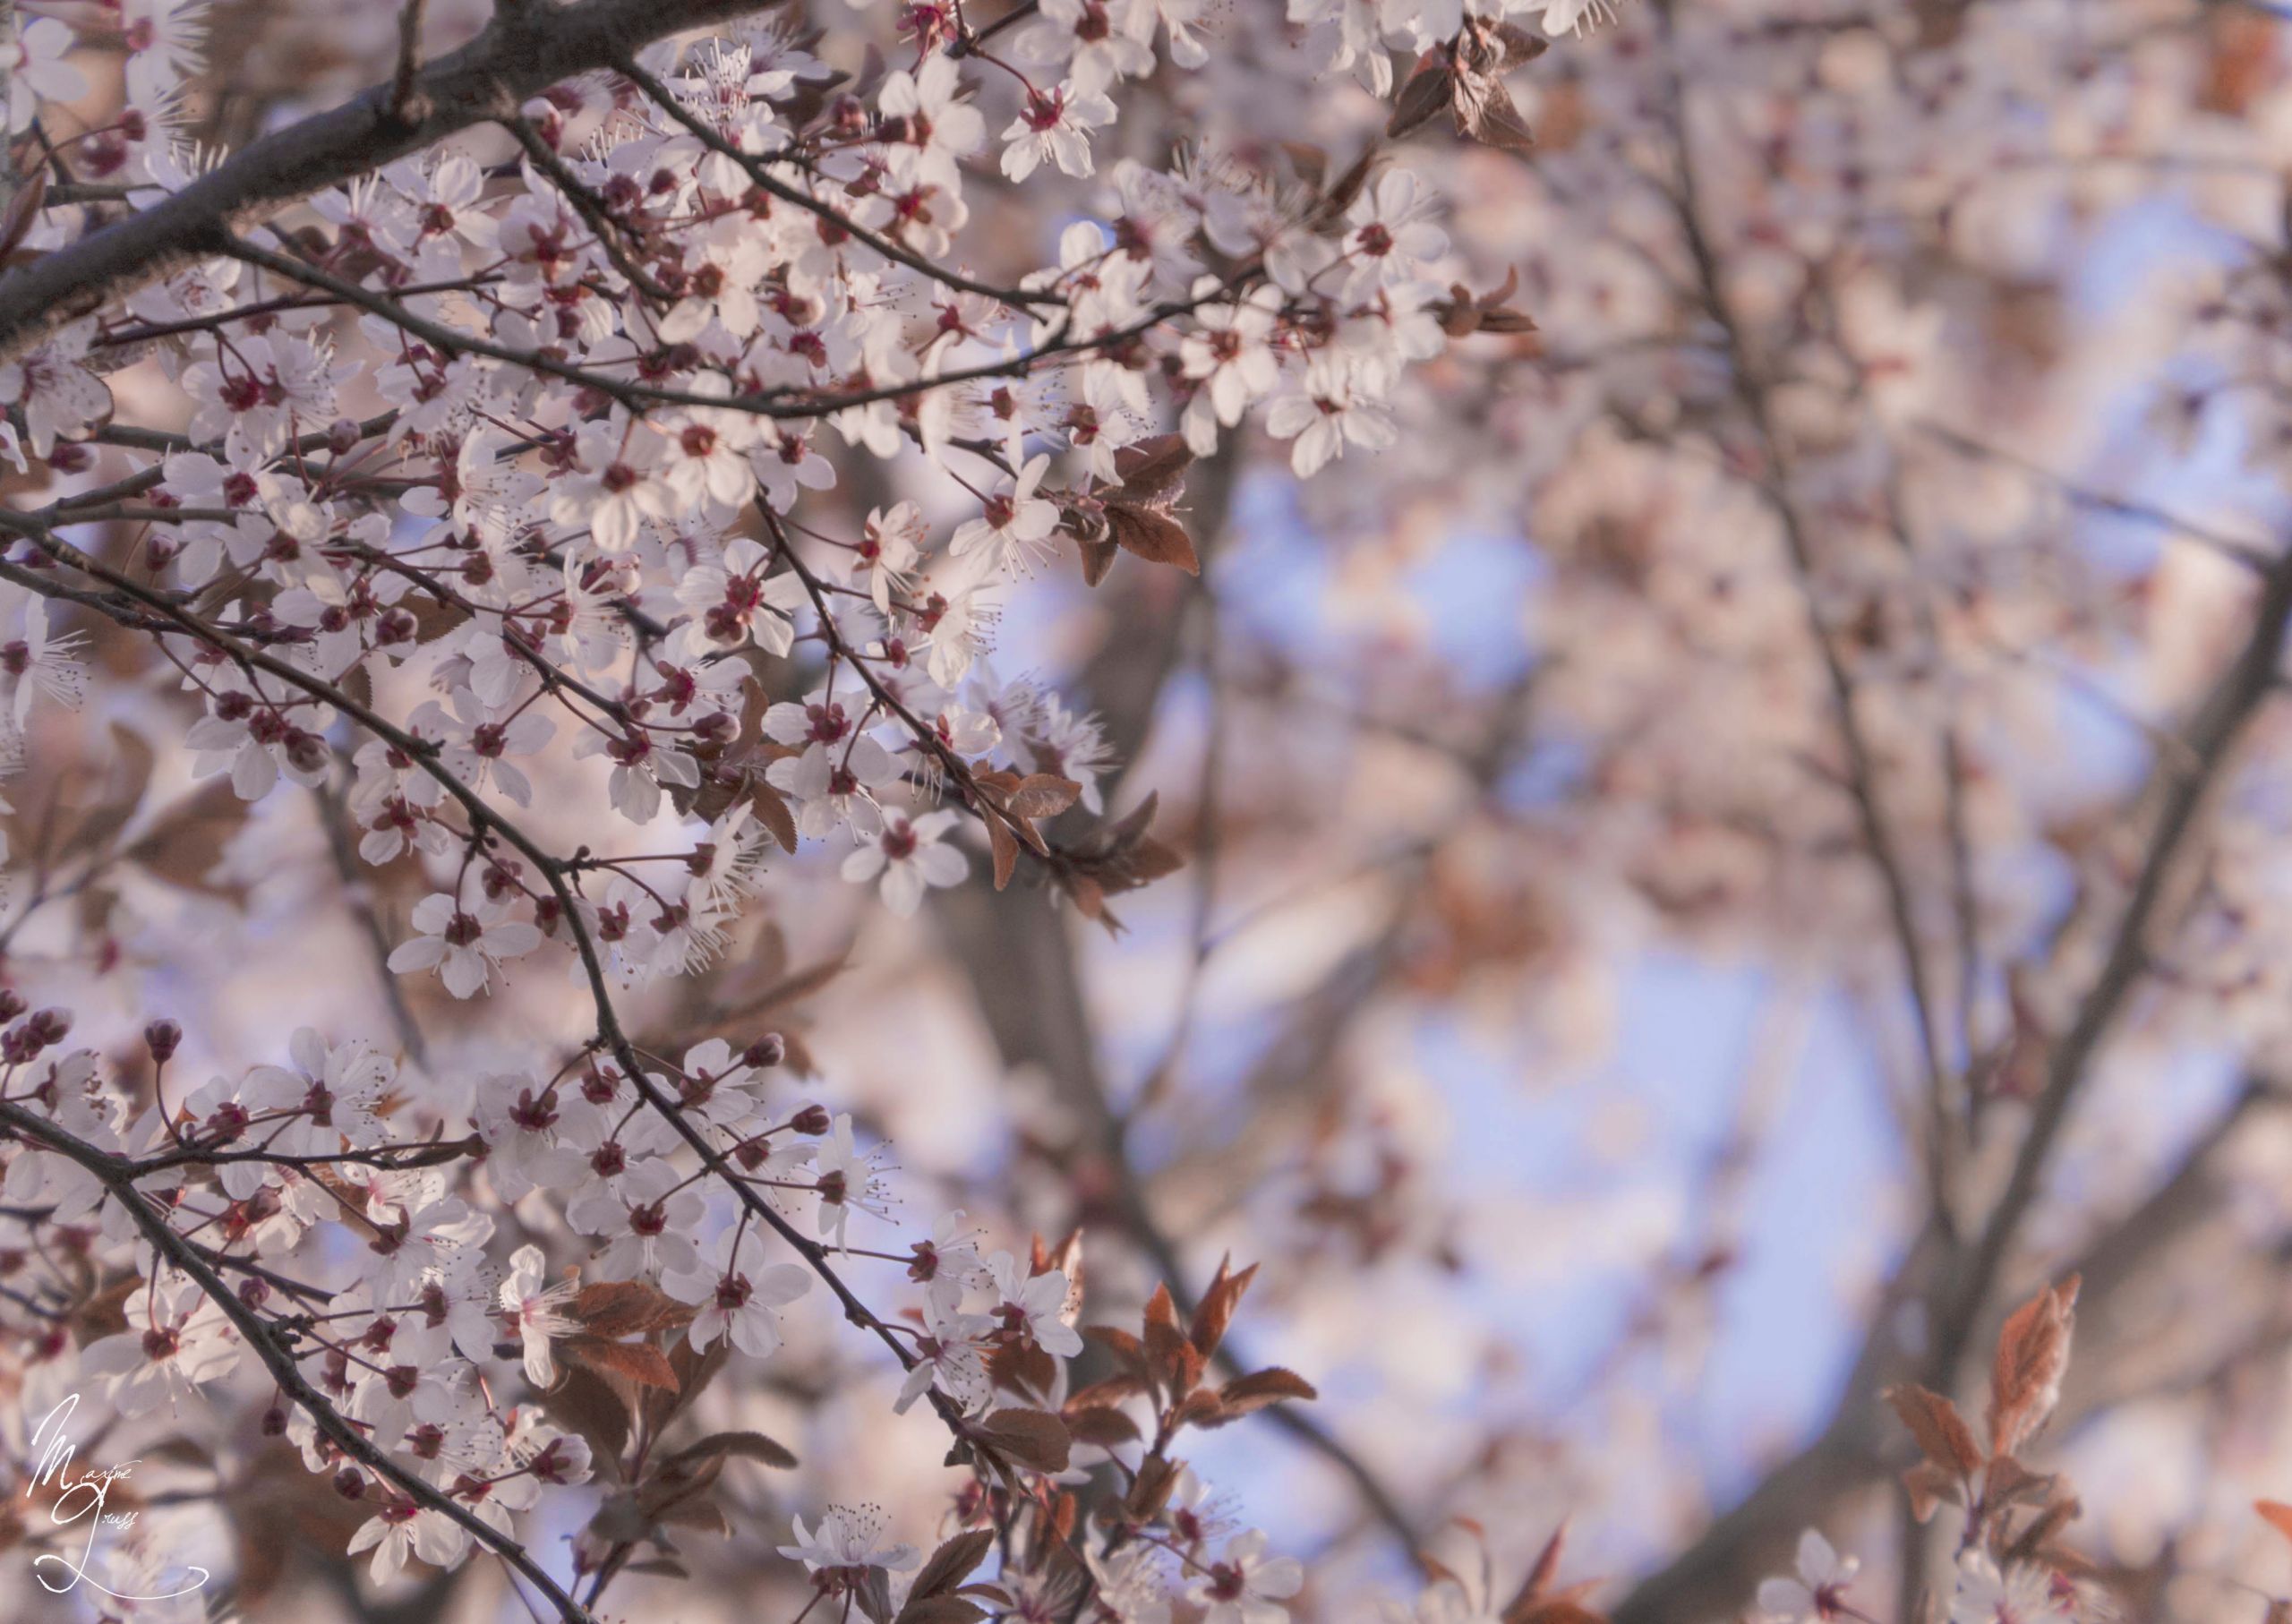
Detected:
[
  {"left": 575, "top": 1279, "right": 693, "bottom": 1338},
  {"left": 1902, "top": 1459, "right": 1965, "bottom": 1524},
  {"left": 665, "top": 1429, "right": 799, "bottom": 1469},
  {"left": 1988, "top": 1275, "right": 2079, "bottom": 1457},
  {"left": 908, "top": 1529, "right": 997, "bottom": 1603},
  {"left": 1077, "top": 532, "right": 1120, "bottom": 587},
  {"left": 565, "top": 1336, "right": 680, "bottom": 1391},
  {"left": 989, "top": 815, "right": 1021, "bottom": 891},
  {"left": 1010, "top": 774, "right": 1083, "bottom": 820},
  {"left": 986, "top": 1337, "right": 1059, "bottom": 1402},
  {"left": 1125, "top": 1453, "right": 1180, "bottom": 1520},
  {"left": 1069, "top": 1373, "right": 1148, "bottom": 1410},
  {"left": 1503, "top": 1521, "right": 1568, "bottom": 1618},
  {"left": 750, "top": 778, "right": 800, "bottom": 854},
  {"left": 0, "top": 164, "right": 48, "bottom": 262},
  {"left": 1457, "top": 78, "right": 1535, "bottom": 154},
  {"left": 1086, "top": 1324, "right": 1148, "bottom": 1380},
  {"left": 2259, "top": 1500, "right": 2292, "bottom": 1545},
  {"left": 1389, "top": 54, "right": 1455, "bottom": 139},
  {"left": 897, "top": 1599, "right": 986, "bottom": 1624},
  {"left": 1883, "top": 1382, "right": 1985, "bottom": 1476},
  {"left": 974, "top": 1408, "right": 1072, "bottom": 1474},
  {"left": 1105, "top": 503, "right": 1200, "bottom": 575},
  {"left": 543, "top": 1362, "right": 635, "bottom": 1471},
  {"left": 1144, "top": 1312, "right": 1202, "bottom": 1401},
  {"left": 1214, "top": 1367, "right": 1318, "bottom": 1419},
  {"left": 1189, "top": 1256, "right": 1259, "bottom": 1360},
  {"left": 1113, "top": 434, "right": 1194, "bottom": 505},
  {"left": 1064, "top": 1405, "right": 1143, "bottom": 1448}
]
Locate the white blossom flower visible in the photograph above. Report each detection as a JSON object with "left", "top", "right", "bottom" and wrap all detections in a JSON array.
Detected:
[
  {"left": 388, "top": 893, "right": 543, "bottom": 999},
  {"left": 499, "top": 1244, "right": 581, "bottom": 1387},
  {"left": 1187, "top": 1531, "right": 1304, "bottom": 1624},
  {"left": 842, "top": 809, "right": 967, "bottom": 916},
  {"left": 1757, "top": 1530, "right": 1859, "bottom": 1623},
  {"left": 662, "top": 1226, "right": 812, "bottom": 1356},
  {"left": 778, "top": 1504, "right": 919, "bottom": 1577}
]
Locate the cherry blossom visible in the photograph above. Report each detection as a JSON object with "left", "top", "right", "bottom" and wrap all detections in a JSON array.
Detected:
[{"left": 387, "top": 893, "right": 543, "bottom": 999}]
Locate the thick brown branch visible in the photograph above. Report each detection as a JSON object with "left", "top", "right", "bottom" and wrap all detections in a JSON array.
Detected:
[
  {"left": 0, "top": 0, "right": 772, "bottom": 363},
  {"left": 0, "top": 1098, "right": 599, "bottom": 1624}
]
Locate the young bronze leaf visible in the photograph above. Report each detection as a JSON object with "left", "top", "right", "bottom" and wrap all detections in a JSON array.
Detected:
[
  {"left": 1077, "top": 532, "right": 1121, "bottom": 587},
  {"left": 1902, "top": 1458, "right": 1966, "bottom": 1524},
  {"left": 1390, "top": 53, "right": 1456, "bottom": 139},
  {"left": 908, "top": 1529, "right": 996, "bottom": 1605},
  {"left": 1087, "top": 1323, "right": 1149, "bottom": 1380},
  {"left": 575, "top": 1279, "right": 694, "bottom": 1339},
  {"left": 1504, "top": 1520, "right": 1569, "bottom": 1618},
  {"left": 1456, "top": 77, "right": 1535, "bottom": 154},
  {"left": 855, "top": 1567, "right": 898, "bottom": 1624},
  {"left": 644, "top": 1331, "right": 732, "bottom": 1435},
  {"left": 1171, "top": 1387, "right": 1228, "bottom": 1431},
  {"left": 750, "top": 778, "right": 800, "bottom": 854},
  {"left": 1215, "top": 1367, "right": 1319, "bottom": 1418},
  {"left": 2259, "top": 1500, "right": 2292, "bottom": 1544},
  {"left": 1144, "top": 1311, "right": 1202, "bottom": 1399},
  {"left": 987, "top": 1337, "right": 1060, "bottom": 1402},
  {"left": 1111, "top": 434, "right": 1193, "bottom": 506},
  {"left": 989, "top": 814, "right": 1021, "bottom": 891},
  {"left": 1125, "top": 1453, "right": 1181, "bottom": 1521},
  {"left": 1189, "top": 1256, "right": 1259, "bottom": 1360},
  {"left": 0, "top": 161, "right": 47, "bottom": 262},
  {"left": 1510, "top": 1602, "right": 1604, "bottom": 1624},
  {"left": 975, "top": 1408, "right": 1072, "bottom": 1474},
  {"left": 1883, "top": 1382, "right": 1984, "bottom": 1476},
  {"left": 1106, "top": 503, "right": 1201, "bottom": 576},
  {"left": 666, "top": 1430, "right": 800, "bottom": 1469},
  {"left": 565, "top": 1335, "right": 680, "bottom": 1391},
  {"left": 897, "top": 1599, "right": 986, "bottom": 1624},
  {"left": 1009, "top": 774, "right": 1082, "bottom": 820},
  {"left": 1988, "top": 1275, "right": 2079, "bottom": 1457},
  {"left": 543, "top": 1361, "right": 635, "bottom": 1471},
  {"left": 1064, "top": 1405, "right": 1143, "bottom": 1447}
]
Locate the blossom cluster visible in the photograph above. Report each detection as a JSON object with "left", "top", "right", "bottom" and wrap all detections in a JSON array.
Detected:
[{"left": 0, "top": 0, "right": 1557, "bottom": 1611}]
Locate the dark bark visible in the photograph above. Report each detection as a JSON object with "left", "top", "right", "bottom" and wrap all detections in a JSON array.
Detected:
[{"left": 0, "top": 0, "right": 771, "bottom": 363}]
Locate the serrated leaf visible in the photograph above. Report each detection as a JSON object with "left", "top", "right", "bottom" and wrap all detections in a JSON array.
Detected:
[
  {"left": 666, "top": 1429, "right": 799, "bottom": 1469},
  {"left": 1214, "top": 1366, "right": 1318, "bottom": 1417},
  {"left": 909, "top": 1530, "right": 996, "bottom": 1603}
]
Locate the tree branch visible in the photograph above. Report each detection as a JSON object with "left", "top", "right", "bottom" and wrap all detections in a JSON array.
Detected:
[
  {"left": 0, "top": 0, "right": 774, "bottom": 363},
  {"left": 0, "top": 1098, "right": 600, "bottom": 1624}
]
